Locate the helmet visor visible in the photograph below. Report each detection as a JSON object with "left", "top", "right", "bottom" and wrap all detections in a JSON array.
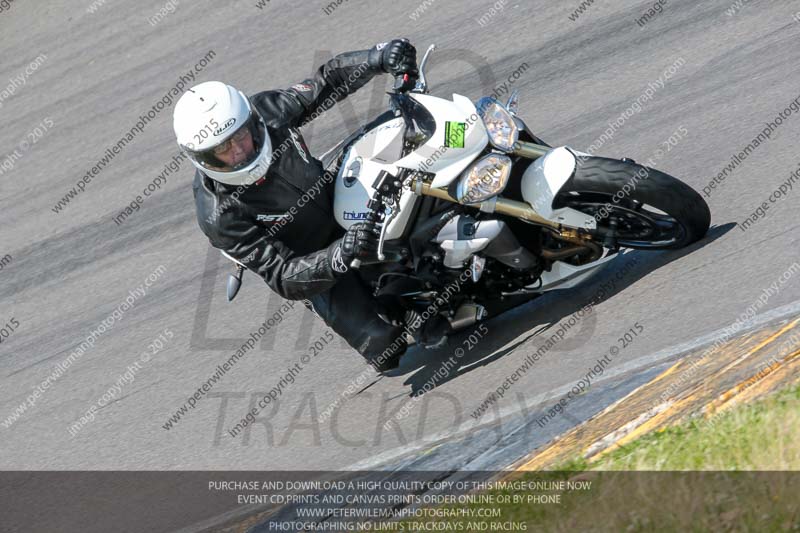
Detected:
[{"left": 187, "top": 113, "right": 265, "bottom": 173}]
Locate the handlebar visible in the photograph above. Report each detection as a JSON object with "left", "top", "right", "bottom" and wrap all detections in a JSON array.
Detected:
[
  {"left": 347, "top": 47, "right": 438, "bottom": 270},
  {"left": 347, "top": 72, "right": 416, "bottom": 270}
]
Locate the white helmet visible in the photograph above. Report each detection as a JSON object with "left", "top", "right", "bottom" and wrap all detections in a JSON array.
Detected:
[{"left": 173, "top": 81, "right": 273, "bottom": 186}]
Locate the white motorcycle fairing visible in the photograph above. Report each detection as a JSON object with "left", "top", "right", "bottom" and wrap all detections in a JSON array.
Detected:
[
  {"left": 334, "top": 93, "right": 490, "bottom": 238},
  {"left": 333, "top": 117, "right": 412, "bottom": 239},
  {"left": 331, "top": 90, "right": 615, "bottom": 295},
  {"left": 392, "top": 93, "right": 489, "bottom": 188}
]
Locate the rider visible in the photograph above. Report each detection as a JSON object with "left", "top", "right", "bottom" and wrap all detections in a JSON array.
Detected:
[{"left": 173, "top": 39, "right": 448, "bottom": 373}]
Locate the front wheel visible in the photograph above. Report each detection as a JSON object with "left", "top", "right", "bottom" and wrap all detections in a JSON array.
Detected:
[{"left": 555, "top": 157, "right": 711, "bottom": 249}]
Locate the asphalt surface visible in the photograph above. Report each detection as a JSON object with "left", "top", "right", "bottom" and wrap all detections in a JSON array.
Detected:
[{"left": 2, "top": 0, "right": 800, "bottom": 488}]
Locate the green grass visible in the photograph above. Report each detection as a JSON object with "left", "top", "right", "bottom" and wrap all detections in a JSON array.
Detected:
[
  {"left": 393, "top": 382, "right": 800, "bottom": 532},
  {"left": 585, "top": 382, "right": 800, "bottom": 470}
]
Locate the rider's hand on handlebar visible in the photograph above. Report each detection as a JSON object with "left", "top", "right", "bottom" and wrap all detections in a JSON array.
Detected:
[
  {"left": 369, "top": 38, "right": 419, "bottom": 79},
  {"left": 328, "top": 221, "right": 381, "bottom": 276}
]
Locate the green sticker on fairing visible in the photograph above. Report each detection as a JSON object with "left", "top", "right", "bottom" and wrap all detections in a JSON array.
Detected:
[{"left": 444, "top": 121, "right": 466, "bottom": 148}]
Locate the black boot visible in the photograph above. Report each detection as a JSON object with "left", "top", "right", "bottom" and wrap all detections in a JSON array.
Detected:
[
  {"left": 361, "top": 320, "right": 409, "bottom": 372},
  {"left": 405, "top": 310, "right": 452, "bottom": 349},
  {"left": 367, "top": 340, "right": 407, "bottom": 372},
  {"left": 303, "top": 269, "right": 410, "bottom": 372}
]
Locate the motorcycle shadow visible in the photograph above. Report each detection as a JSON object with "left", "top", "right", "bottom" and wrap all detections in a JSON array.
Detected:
[{"left": 386, "top": 223, "right": 734, "bottom": 396}]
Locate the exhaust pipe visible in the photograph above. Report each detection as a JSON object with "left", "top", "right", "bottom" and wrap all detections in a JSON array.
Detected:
[{"left": 448, "top": 303, "right": 487, "bottom": 330}]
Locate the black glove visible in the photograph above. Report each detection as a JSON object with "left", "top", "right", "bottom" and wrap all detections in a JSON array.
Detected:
[
  {"left": 327, "top": 221, "right": 381, "bottom": 275},
  {"left": 368, "top": 38, "right": 419, "bottom": 78}
]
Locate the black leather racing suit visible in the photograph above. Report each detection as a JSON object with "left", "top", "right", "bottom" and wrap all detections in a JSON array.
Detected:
[{"left": 192, "top": 48, "right": 406, "bottom": 363}]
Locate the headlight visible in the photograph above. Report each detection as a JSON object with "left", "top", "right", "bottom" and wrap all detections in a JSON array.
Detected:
[
  {"left": 455, "top": 153, "right": 512, "bottom": 204},
  {"left": 476, "top": 97, "right": 519, "bottom": 152}
]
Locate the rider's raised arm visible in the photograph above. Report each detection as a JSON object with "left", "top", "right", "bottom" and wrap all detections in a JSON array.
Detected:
[{"left": 249, "top": 47, "right": 386, "bottom": 129}]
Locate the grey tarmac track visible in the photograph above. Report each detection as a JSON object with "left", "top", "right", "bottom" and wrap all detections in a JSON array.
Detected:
[{"left": 1, "top": 0, "right": 799, "bottom": 486}]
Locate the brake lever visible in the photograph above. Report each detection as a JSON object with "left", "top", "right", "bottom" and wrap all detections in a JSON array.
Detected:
[
  {"left": 348, "top": 210, "right": 384, "bottom": 270},
  {"left": 349, "top": 171, "right": 399, "bottom": 270},
  {"left": 377, "top": 204, "right": 399, "bottom": 260}
]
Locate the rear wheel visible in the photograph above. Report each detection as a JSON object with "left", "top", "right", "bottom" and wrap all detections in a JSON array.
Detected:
[{"left": 555, "top": 157, "right": 710, "bottom": 249}]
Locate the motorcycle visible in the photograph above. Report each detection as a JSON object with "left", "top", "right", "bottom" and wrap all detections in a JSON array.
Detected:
[{"left": 223, "top": 44, "right": 711, "bottom": 342}]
